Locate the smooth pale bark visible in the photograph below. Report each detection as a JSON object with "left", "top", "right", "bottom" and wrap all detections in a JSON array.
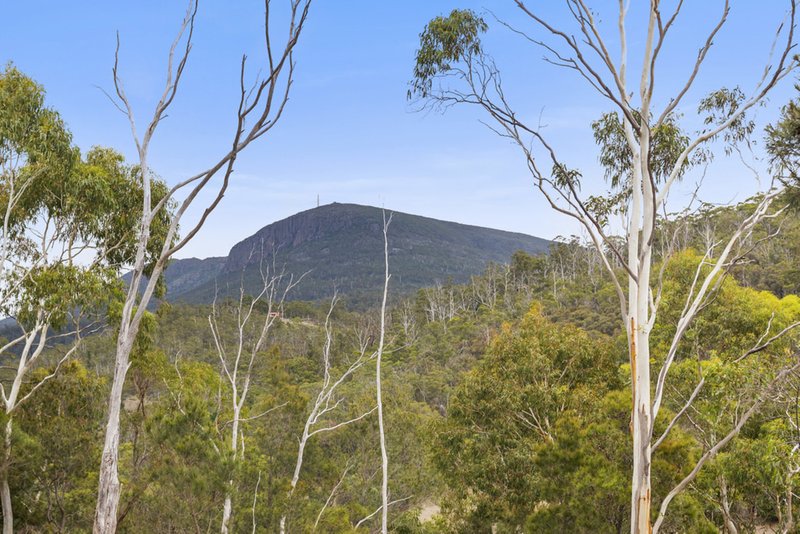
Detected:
[
  {"left": 95, "top": 79, "right": 159, "bottom": 531},
  {"left": 220, "top": 407, "right": 239, "bottom": 534},
  {"left": 376, "top": 212, "right": 391, "bottom": 534},
  {"left": 279, "top": 419, "right": 309, "bottom": 534},
  {"left": 0, "top": 482, "right": 9, "bottom": 534},
  {"left": 94, "top": 123, "right": 158, "bottom": 531},
  {"left": 783, "top": 483, "right": 794, "bottom": 534},
  {"left": 630, "top": 163, "right": 655, "bottom": 534},
  {"left": 91, "top": 1, "right": 310, "bottom": 530},
  {"left": 630, "top": 291, "right": 653, "bottom": 533},
  {"left": 95, "top": 333, "right": 136, "bottom": 534},
  {"left": 719, "top": 477, "right": 739, "bottom": 534}
]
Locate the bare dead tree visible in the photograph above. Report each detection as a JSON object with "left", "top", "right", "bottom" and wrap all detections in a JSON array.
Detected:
[
  {"left": 251, "top": 471, "right": 262, "bottom": 534},
  {"left": 93, "top": 1, "right": 313, "bottom": 532},
  {"left": 280, "top": 214, "right": 394, "bottom": 533},
  {"left": 411, "top": 2, "right": 798, "bottom": 532},
  {"left": 279, "top": 295, "right": 377, "bottom": 534},
  {"left": 398, "top": 300, "right": 418, "bottom": 343},
  {"left": 376, "top": 211, "right": 392, "bottom": 534},
  {"left": 208, "top": 253, "right": 303, "bottom": 534}
]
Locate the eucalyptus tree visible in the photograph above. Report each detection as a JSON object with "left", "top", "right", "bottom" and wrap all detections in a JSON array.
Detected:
[
  {"left": 0, "top": 65, "right": 168, "bottom": 534},
  {"left": 92, "top": 1, "right": 313, "bottom": 532},
  {"left": 411, "top": 3, "right": 799, "bottom": 532}
]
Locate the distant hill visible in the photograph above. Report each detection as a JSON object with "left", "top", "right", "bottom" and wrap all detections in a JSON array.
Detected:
[{"left": 164, "top": 203, "right": 551, "bottom": 304}]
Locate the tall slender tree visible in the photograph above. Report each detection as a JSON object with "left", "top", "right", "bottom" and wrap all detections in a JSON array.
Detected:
[
  {"left": 279, "top": 294, "right": 377, "bottom": 534},
  {"left": 376, "top": 211, "right": 391, "bottom": 534},
  {"left": 92, "top": 1, "right": 313, "bottom": 532},
  {"left": 411, "top": 3, "right": 799, "bottom": 532}
]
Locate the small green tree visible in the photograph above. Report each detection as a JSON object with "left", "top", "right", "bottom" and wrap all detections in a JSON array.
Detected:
[
  {"left": 429, "top": 305, "right": 626, "bottom": 530},
  {"left": 11, "top": 361, "right": 105, "bottom": 532}
]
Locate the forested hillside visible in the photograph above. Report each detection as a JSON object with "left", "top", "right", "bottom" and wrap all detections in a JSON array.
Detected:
[
  {"left": 10, "top": 193, "right": 800, "bottom": 532},
  {"left": 161, "top": 203, "right": 551, "bottom": 305},
  {"left": 5, "top": 2, "right": 800, "bottom": 534}
]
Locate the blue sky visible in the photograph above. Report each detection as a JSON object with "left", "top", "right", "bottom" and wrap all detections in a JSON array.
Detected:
[{"left": 2, "top": 1, "right": 797, "bottom": 258}]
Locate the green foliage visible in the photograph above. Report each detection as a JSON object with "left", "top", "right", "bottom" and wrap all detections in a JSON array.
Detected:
[
  {"left": 4, "top": 158, "right": 799, "bottom": 533},
  {"left": 0, "top": 63, "right": 76, "bottom": 232},
  {"left": 0, "top": 67, "right": 178, "bottom": 534},
  {"left": 14, "top": 234, "right": 800, "bottom": 533},
  {"left": 592, "top": 111, "right": 695, "bottom": 190},
  {"left": 76, "top": 147, "right": 174, "bottom": 279},
  {"left": 698, "top": 86, "right": 755, "bottom": 155},
  {"left": 509, "top": 250, "right": 546, "bottom": 285},
  {"left": 651, "top": 249, "right": 800, "bottom": 363},
  {"left": 429, "top": 306, "right": 625, "bottom": 531},
  {"left": 1, "top": 66, "right": 171, "bottom": 269},
  {"left": 645, "top": 251, "right": 800, "bottom": 531},
  {"left": 16, "top": 264, "right": 111, "bottom": 329},
  {"left": 767, "top": 88, "right": 800, "bottom": 207},
  {"left": 410, "top": 10, "right": 487, "bottom": 99},
  {"left": 0, "top": 67, "right": 174, "bottom": 324},
  {"left": 11, "top": 361, "right": 105, "bottom": 531},
  {"left": 111, "top": 353, "right": 228, "bottom": 533}
]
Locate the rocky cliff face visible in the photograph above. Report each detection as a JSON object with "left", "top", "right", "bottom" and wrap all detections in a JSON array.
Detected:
[
  {"left": 165, "top": 203, "right": 551, "bottom": 304},
  {"left": 223, "top": 203, "right": 378, "bottom": 272}
]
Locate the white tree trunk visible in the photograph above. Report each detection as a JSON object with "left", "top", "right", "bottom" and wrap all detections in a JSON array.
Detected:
[
  {"left": 94, "top": 336, "right": 134, "bottom": 534},
  {"left": 221, "top": 497, "right": 232, "bottom": 534},
  {"left": 376, "top": 212, "right": 391, "bottom": 534},
  {"left": 280, "top": 418, "right": 311, "bottom": 534},
  {"left": 719, "top": 477, "right": 739, "bottom": 534},
  {"left": 0, "top": 480, "right": 10, "bottom": 534},
  {"left": 630, "top": 305, "right": 653, "bottom": 533},
  {"left": 90, "top": 1, "right": 311, "bottom": 529},
  {"left": 630, "top": 231, "right": 654, "bottom": 534},
  {"left": 221, "top": 407, "right": 240, "bottom": 534}
]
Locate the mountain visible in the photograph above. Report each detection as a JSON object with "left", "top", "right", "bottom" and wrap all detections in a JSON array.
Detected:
[{"left": 164, "top": 203, "right": 551, "bottom": 304}]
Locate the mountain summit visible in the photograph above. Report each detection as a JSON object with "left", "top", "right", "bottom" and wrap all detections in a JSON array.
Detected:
[{"left": 164, "top": 203, "right": 550, "bottom": 303}]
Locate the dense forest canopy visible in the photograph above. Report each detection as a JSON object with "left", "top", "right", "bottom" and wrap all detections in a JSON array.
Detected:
[
  {"left": 2, "top": 1, "right": 800, "bottom": 534},
  {"left": 5, "top": 201, "right": 800, "bottom": 532}
]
